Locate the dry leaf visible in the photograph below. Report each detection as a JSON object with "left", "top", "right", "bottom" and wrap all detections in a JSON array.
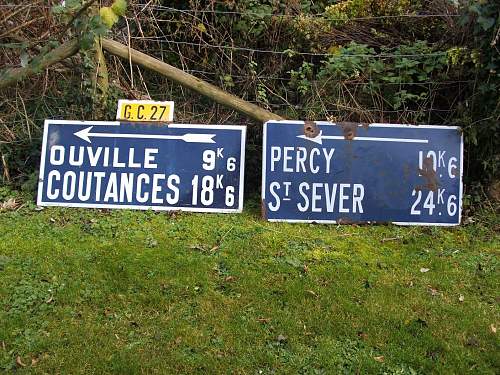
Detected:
[
  {"left": 257, "top": 317, "right": 271, "bottom": 324},
  {"left": 31, "top": 357, "right": 39, "bottom": 366},
  {"left": 1, "top": 198, "right": 20, "bottom": 211},
  {"left": 1, "top": 341, "right": 5, "bottom": 351},
  {"left": 196, "top": 23, "right": 207, "bottom": 33},
  {"left": 189, "top": 245, "right": 206, "bottom": 252},
  {"left": 490, "top": 324, "right": 497, "bottom": 334},
  {"left": 307, "top": 290, "right": 318, "bottom": 298},
  {"left": 459, "top": 294, "right": 464, "bottom": 302},
  {"left": 277, "top": 334, "right": 287, "bottom": 342},
  {"left": 373, "top": 356, "right": 385, "bottom": 363},
  {"left": 357, "top": 331, "right": 368, "bottom": 340},
  {"left": 224, "top": 276, "right": 236, "bottom": 282},
  {"left": 103, "top": 307, "right": 113, "bottom": 317},
  {"left": 381, "top": 237, "right": 401, "bottom": 243},
  {"left": 16, "top": 356, "right": 26, "bottom": 367},
  {"left": 428, "top": 286, "right": 440, "bottom": 296},
  {"left": 420, "top": 267, "right": 430, "bottom": 273}
]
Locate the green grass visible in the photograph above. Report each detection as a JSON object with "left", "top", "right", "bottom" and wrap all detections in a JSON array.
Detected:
[{"left": 0, "top": 199, "right": 498, "bottom": 374}]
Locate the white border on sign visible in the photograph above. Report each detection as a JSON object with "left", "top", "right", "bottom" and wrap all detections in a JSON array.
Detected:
[
  {"left": 261, "top": 121, "right": 268, "bottom": 217},
  {"left": 37, "top": 120, "right": 246, "bottom": 213},
  {"left": 262, "top": 120, "right": 463, "bottom": 226},
  {"left": 313, "top": 120, "right": 461, "bottom": 130},
  {"left": 116, "top": 99, "right": 175, "bottom": 121}
]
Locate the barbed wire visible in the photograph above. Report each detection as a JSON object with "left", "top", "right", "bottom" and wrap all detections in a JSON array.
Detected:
[
  {"left": 0, "top": 3, "right": 461, "bottom": 22},
  {"left": 133, "top": 38, "right": 449, "bottom": 58},
  {"left": 132, "top": 4, "right": 460, "bottom": 21},
  {"left": 182, "top": 69, "right": 472, "bottom": 86}
]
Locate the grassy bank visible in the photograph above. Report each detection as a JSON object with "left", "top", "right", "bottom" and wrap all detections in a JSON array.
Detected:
[{"left": 0, "top": 200, "right": 498, "bottom": 374}]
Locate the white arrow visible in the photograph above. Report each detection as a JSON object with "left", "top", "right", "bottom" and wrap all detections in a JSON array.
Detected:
[
  {"left": 297, "top": 130, "right": 428, "bottom": 145},
  {"left": 74, "top": 126, "right": 216, "bottom": 144}
]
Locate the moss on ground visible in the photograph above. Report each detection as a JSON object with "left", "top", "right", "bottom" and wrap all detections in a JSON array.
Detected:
[{"left": 0, "top": 200, "right": 498, "bottom": 373}]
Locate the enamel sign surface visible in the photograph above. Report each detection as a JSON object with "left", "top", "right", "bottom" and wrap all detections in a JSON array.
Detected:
[
  {"left": 262, "top": 121, "right": 463, "bottom": 225},
  {"left": 38, "top": 120, "right": 245, "bottom": 212}
]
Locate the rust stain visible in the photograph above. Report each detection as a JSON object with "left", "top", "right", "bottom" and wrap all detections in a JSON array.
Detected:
[
  {"left": 303, "top": 121, "right": 319, "bottom": 138},
  {"left": 339, "top": 122, "right": 359, "bottom": 140},
  {"left": 337, "top": 217, "right": 359, "bottom": 225},
  {"left": 402, "top": 163, "right": 411, "bottom": 182},
  {"left": 416, "top": 157, "right": 439, "bottom": 192}
]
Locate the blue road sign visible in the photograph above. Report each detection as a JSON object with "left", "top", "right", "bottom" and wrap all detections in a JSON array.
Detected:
[
  {"left": 38, "top": 120, "right": 246, "bottom": 212},
  {"left": 262, "top": 121, "right": 463, "bottom": 225}
]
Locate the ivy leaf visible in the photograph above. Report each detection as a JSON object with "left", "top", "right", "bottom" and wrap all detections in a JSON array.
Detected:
[
  {"left": 196, "top": 23, "right": 207, "bottom": 33},
  {"left": 80, "top": 32, "right": 95, "bottom": 50},
  {"left": 100, "top": 7, "right": 119, "bottom": 29},
  {"left": 111, "top": 0, "right": 127, "bottom": 16},
  {"left": 20, "top": 50, "right": 29, "bottom": 68},
  {"left": 477, "top": 16, "right": 495, "bottom": 31}
]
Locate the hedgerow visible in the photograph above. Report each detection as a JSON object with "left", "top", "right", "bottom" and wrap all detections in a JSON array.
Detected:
[{"left": 0, "top": 0, "right": 498, "bottom": 195}]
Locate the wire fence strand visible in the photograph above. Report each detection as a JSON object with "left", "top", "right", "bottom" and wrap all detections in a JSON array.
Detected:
[
  {"left": 132, "top": 4, "right": 460, "bottom": 21},
  {"left": 131, "top": 37, "right": 449, "bottom": 58}
]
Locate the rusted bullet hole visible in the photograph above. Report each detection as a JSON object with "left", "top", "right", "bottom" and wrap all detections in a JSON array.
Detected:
[
  {"left": 340, "top": 122, "right": 359, "bottom": 140},
  {"left": 303, "top": 121, "right": 319, "bottom": 138},
  {"left": 418, "top": 157, "right": 439, "bottom": 192}
]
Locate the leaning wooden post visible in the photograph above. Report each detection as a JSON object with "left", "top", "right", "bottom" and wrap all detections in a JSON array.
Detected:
[
  {"left": 101, "top": 38, "right": 284, "bottom": 123},
  {"left": 0, "top": 39, "right": 80, "bottom": 90}
]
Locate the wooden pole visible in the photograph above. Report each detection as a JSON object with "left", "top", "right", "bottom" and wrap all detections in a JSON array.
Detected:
[
  {"left": 101, "top": 38, "right": 283, "bottom": 123},
  {"left": 0, "top": 39, "right": 80, "bottom": 90}
]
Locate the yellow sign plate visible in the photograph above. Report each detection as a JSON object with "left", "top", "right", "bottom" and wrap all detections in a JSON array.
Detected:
[{"left": 116, "top": 100, "right": 174, "bottom": 122}]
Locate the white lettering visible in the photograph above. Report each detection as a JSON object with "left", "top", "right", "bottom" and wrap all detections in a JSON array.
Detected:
[
  {"left": 311, "top": 183, "right": 322, "bottom": 212},
  {"left": 323, "top": 148, "right": 335, "bottom": 174},
  {"left": 151, "top": 174, "right": 165, "bottom": 204},
  {"left": 339, "top": 183, "right": 350, "bottom": 213},
  {"left": 166, "top": 175, "right": 180, "bottom": 204},
  {"left": 283, "top": 147, "right": 294, "bottom": 172},
  {"left": 94, "top": 172, "right": 106, "bottom": 201},
  {"left": 309, "top": 149, "right": 320, "bottom": 174},
  {"left": 46, "top": 170, "right": 60, "bottom": 199},
  {"left": 104, "top": 173, "right": 118, "bottom": 202},
  {"left": 128, "top": 148, "right": 141, "bottom": 168},
  {"left": 144, "top": 149, "right": 158, "bottom": 169},
  {"left": 62, "top": 171, "right": 76, "bottom": 200},
  {"left": 325, "top": 183, "right": 338, "bottom": 212},
  {"left": 119, "top": 173, "right": 134, "bottom": 202},
  {"left": 87, "top": 147, "right": 102, "bottom": 167},
  {"left": 50, "top": 146, "right": 65, "bottom": 166},
  {"left": 69, "top": 146, "right": 84, "bottom": 166},
  {"left": 297, "top": 183, "right": 309, "bottom": 212},
  {"left": 136, "top": 174, "right": 150, "bottom": 203},
  {"left": 268, "top": 182, "right": 281, "bottom": 211},
  {"left": 112, "top": 148, "right": 126, "bottom": 168},
  {"left": 270, "top": 147, "right": 281, "bottom": 172},
  {"left": 296, "top": 147, "right": 307, "bottom": 173},
  {"left": 352, "top": 184, "right": 364, "bottom": 213},
  {"left": 77, "top": 171, "right": 92, "bottom": 201}
]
